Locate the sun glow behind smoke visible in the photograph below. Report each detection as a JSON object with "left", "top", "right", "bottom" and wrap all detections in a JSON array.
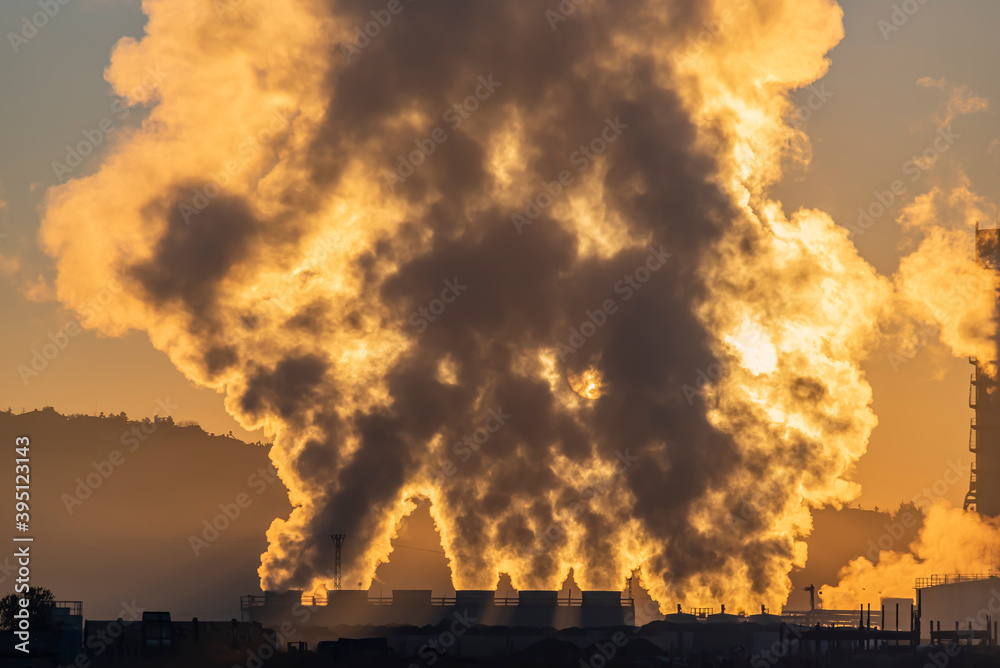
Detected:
[
  {"left": 37, "top": 0, "right": 998, "bottom": 613},
  {"left": 568, "top": 367, "right": 604, "bottom": 400}
]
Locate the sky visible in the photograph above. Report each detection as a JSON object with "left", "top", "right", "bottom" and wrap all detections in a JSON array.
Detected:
[
  {"left": 775, "top": 0, "right": 1000, "bottom": 513},
  {"left": 3, "top": 0, "right": 997, "bottom": 506},
  {"left": 0, "top": 0, "right": 256, "bottom": 441},
  {"left": 2, "top": 0, "right": 1000, "bottom": 615}
]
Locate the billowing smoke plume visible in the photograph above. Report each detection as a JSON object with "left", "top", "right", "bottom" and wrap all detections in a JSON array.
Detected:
[
  {"left": 894, "top": 183, "right": 997, "bottom": 374},
  {"left": 821, "top": 182, "right": 1000, "bottom": 607},
  {"left": 40, "top": 0, "right": 969, "bottom": 612}
]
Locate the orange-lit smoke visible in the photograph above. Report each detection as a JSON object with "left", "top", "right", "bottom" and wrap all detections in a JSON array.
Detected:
[
  {"left": 820, "top": 181, "right": 1000, "bottom": 607},
  {"left": 893, "top": 184, "right": 998, "bottom": 375},
  {"left": 821, "top": 503, "right": 1000, "bottom": 609},
  {"left": 35, "top": 0, "right": 996, "bottom": 615}
]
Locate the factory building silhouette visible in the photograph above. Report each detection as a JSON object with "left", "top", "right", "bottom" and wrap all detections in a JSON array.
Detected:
[
  {"left": 242, "top": 588, "right": 635, "bottom": 630},
  {"left": 242, "top": 536, "right": 634, "bottom": 629}
]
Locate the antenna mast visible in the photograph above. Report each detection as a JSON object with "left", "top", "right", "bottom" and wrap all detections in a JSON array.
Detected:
[{"left": 331, "top": 534, "right": 346, "bottom": 591}]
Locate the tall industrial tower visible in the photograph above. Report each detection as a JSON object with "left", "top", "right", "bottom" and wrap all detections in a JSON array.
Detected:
[
  {"left": 964, "top": 223, "right": 1000, "bottom": 516},
  {"left": 331, "top": 534, "right": 346, "bottom": 591}
]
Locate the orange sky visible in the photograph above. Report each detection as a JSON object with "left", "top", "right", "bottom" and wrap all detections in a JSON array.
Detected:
[
  {"left": 1, "top": 0, "right": 994, "bottom": 509},
  {"left": 1, "top": 0, "right": 1000, "bottom": 614}
]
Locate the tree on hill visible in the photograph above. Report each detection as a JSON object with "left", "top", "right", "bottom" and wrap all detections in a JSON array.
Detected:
[{"left": 0, "top": 586, "right": 55, "bottom": 631}]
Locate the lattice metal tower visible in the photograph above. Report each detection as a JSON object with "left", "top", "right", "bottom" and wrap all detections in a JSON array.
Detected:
[{"left": 331, "top": 534, "right": 346, "bottom": 591}]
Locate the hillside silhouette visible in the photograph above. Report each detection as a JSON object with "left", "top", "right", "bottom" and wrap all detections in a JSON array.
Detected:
[{"left": 0, "top": 407, "right": 290, "bottom": 620}]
